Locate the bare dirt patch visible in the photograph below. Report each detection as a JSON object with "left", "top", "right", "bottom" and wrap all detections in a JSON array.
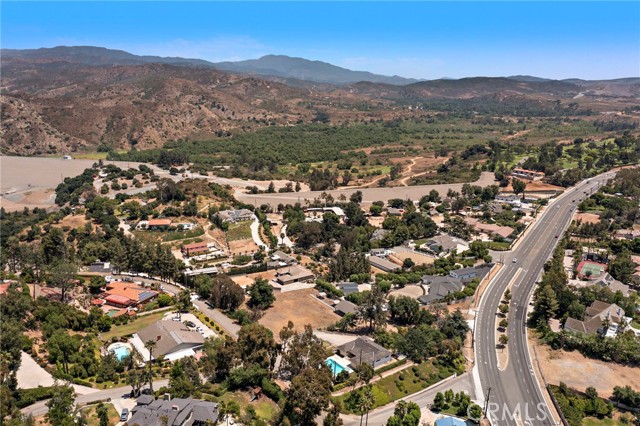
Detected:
[
  {"left": 259, "top": 288, "right": 340, "bottom": 337},
  {"left": 533, "top": 338, "right": 640, "bottom": 397},
  {"left": 502, "top": 180, "right": 565, "bottom": 193},
  {"left": 231, "top": 270, "right": 277, "bottom": 288},
  {"left": 574, "top": 212, "right": 600, "bottom": 224},
  {"left": 228, "top": 239, "right": 259, "bottom": 256},
  {"left": 391, "top": 250, "right": 435, "bottom": 266}
]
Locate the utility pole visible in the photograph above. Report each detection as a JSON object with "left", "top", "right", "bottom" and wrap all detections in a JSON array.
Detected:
[{"left": 483, "top": 386, "right": 492, "bottom": 417}]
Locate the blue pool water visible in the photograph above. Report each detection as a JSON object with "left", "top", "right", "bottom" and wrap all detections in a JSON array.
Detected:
[
  {"left": 111, "top": 346, "right": 130, "bottom": 361},
  {"left": 325, "top": 358, "right": 348, "bottom": 376}
]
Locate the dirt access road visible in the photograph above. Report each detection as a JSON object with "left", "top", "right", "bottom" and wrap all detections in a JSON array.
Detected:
[{"left": 236, "top": 171, "right": 496, "bottom": 207}]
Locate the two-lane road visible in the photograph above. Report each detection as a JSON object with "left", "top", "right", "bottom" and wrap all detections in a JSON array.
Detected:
[{"left": 475, "top": 171, "right": 615, "bottom": 426}]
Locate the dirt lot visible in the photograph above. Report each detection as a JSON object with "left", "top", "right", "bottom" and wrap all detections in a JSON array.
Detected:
[
  {"left": 391, "top": 250, "right": 435, "bottom": 266},
  {"left": 575, "top": 212, "right": 601, "bottom": 224},
  {"left": 502, "top": 179, "right": 565, "bottom": 193},
  {"left": 259, "top": 288, "right": 340, "bottom": 337},
  {"left": 533, "top": 339, "right": 640, "bottom": 397},
  {"left": 228, "top": 239, "right": 259, "bottom": 256},
  {"left": 231, "top": 270, "right": 277, "bottom": 288}
]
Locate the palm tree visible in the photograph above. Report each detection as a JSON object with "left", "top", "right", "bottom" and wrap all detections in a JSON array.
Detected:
[{"left": 144, "top": 339, "right": 157, "bottom": 394}]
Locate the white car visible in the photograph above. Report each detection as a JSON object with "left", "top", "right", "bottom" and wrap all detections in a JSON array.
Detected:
[{"left": 512, "top": 258, "right": 518, "bottom": 263}]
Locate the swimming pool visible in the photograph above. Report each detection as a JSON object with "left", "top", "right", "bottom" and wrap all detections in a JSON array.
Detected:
[
  {"left": 108, "top": 344, "right": 131, "bottom": 361},
  {"left": 325, "top": 357, "right": 352, "bottom": 377}
]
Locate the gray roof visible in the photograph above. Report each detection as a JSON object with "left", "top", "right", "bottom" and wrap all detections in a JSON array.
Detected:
[
  {"left": 449, "top": 265, "right": 492, "bottom": 282},
  {"left": 136, "top": 321, "right": 204, "bottom": 357},
  {"left": 419, "top": 275, "right": 464, "bottom": 304},
  {"left": 337, "top": 282, "right": 359, "bottom": 296},
  {"left": 337, "top": 337, "right": 391, "bottom": 367},
  {"left": 129, "top": 397, "right": 218, "bottom": 426},
  {"left": 368, "top": 256, "right": 400, "bottom": 272},
  {"left": 334, "top": 300, "right": 359, "bottom": 316},
  {"left": 217, "top": 209, "right": 253, "bottom": 222}
]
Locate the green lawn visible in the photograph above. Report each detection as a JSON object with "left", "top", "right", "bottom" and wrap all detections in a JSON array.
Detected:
[
  {"left": 583, "top": 417, "right": 625, "bottom": 426},
  {"left": 227, "top": 221, "right": 253, "bottom": 241},
  {"left": 220, "top": 391, "right": 279, "bottom": 420},
  {"left": 336, "top": 360, "right": 457, "bottom": 413},
  {"left": 100, "top": 311, "right": 168, "bottom": 341},
  {"left": 82, "top": 403, "right": 120, "bottom": 426}
]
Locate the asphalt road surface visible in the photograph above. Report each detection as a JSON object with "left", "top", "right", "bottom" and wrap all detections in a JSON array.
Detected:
[
  {"left": 474, "top": 171, "right": 616, "bottom": 426},
  {"left": 21, "top": 380, "right": 170, "bottom": 418}
]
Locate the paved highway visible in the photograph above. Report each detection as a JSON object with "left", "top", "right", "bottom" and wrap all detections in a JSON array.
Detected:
[{"left": 474, "top": 171, "right": 616, "bottom": 426}]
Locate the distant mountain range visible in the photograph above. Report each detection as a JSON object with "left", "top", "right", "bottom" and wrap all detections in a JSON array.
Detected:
[
  {"left": 1, "top": 45, "right": 638, "bottom": 156},
  {"left": 3, "top": 46, "right": 638, "bottom": 86}
]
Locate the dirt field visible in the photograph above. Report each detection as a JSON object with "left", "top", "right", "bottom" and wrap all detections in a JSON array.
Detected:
[
  {"left": 259, "top": 288, "right": 340, "bottom": 337},
  {"left": 391, "top": 250, "right": 435, "bottom": 266},
  {"left": 231, "top": 270, "right": 277, "bottom": 288},
  {"left": 228, "top": 239, "right": 259, "bottom": 256},
  {"left": 533, "top": 339, "right": 640, "bottom": 397},
  {"left": 502, "top": 179, "right": 565, "bottom": 193},
  {"left": 575, "top": 212, "right": 601, "bottom": 224},
  {"left": 389, "top": 285, "right": 424, "bottom": 299}
]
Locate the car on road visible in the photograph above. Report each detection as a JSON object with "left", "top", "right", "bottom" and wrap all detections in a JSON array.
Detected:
[
  {"left": 512, "top": 258, "right": 517, "bottom": 263},
  {"left": 120, "top": 408, "right": 129, "bottom": 422}
]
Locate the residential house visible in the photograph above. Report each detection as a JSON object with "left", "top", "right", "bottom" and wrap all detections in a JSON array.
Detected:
[
  {"left": 418, "top": 275, "right": 464, "bottom": 305},
  {"left": 216, "top": 209, "right": 254, "bottom": 224},
  {"left": 334, "top": 299, "right": 359, "bottom": 316},
  {"left": 464, "top": 218, "right": 514, "bottom": 240},
  {"left": 131, "top": 320, "right": 205, "bottom": 361},
  {"left": 449, "top": 265, "right": 492, "bottom": 283},
  {"left": 306, "top": 207, "right": 346, "bottom": 217},
  {"left": 103, "top": 281, "right": 158, "bottom": 307},
  {"left": 275, "top": 264, "right": 315, "bottom": 285},
  {"left": 511, "top": 168, "right": 545, "bottom": 181},
  {"left": 147, "top": 218, "right": 172, "bottom": 229},
  {"left": 181, "top": 242, "right": 211, "bottom": 257},
  {"left": 88, "top": 261, "right": 112, "bottom": 273},
  {"left": 368, "top": 256, "right": 401, "bottom": 272},
  {"left": 387, "top": 207, "right": 404, "bottom": 216},
  {"left": 593, "top": 273, "right": 630, "bottom": 297},
  {"left": 128, "top": 396, "right": 218, "bottom": 426},
  {"left": 614, "top": 229, "right": 640, "bottom": 241},
  {"left": 336, "top": 337, "right": 392, "bottom": 369},
  {"left": 495, "top": 194, "right": 522, "bottom": 206},
  {"left": 267, "top": 250, "right": 298, "bottom": 269},
  {"left": 421, "top": 234, "right": 469, "bottom": 257},
  {"left": 564, "top": 301, "right": 626, "bottom": 336},
  {"left": 336, "top": 282, "right": 360, "bottom": 296}
]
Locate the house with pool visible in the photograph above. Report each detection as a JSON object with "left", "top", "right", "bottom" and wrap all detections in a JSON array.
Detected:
[
  {"left": 131, "top": 320, "right": 205, "bottom": 362},
  {"left": 334, "top": 337, "right": 392, "bottom": 370}
]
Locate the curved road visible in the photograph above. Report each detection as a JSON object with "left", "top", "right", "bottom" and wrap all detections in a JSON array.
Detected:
[{"left": 474, "top": 171, "right": 615, "bottom": 426}]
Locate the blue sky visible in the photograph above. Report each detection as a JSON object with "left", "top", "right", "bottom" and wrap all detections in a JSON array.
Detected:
[{"left": 2, "top": 1, "right": 639, "bottom": 80}]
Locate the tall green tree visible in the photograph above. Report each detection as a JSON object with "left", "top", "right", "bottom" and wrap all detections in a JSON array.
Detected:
[{"left": 247, "top": 278, "right": 275, "bottom": 310}]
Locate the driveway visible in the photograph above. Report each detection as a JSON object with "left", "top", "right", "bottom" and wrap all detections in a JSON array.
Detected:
[
  {"left": 313, "top": 331, "right": 357, "bottom": 347},
  {"left": 163, "top": 311, "right": 219, "bottom": 339},
  {"left": 17, "top": 352, "right": 97, "bottom": 396},
  {"left": 193, "top": 300, "right": 240, "bottom": 338},
  {"left": 22, "top": 380, "right": 169, "bottom": 418},
  {"left": 250, "top": 218, "right": 268, "bottom": 251}
]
